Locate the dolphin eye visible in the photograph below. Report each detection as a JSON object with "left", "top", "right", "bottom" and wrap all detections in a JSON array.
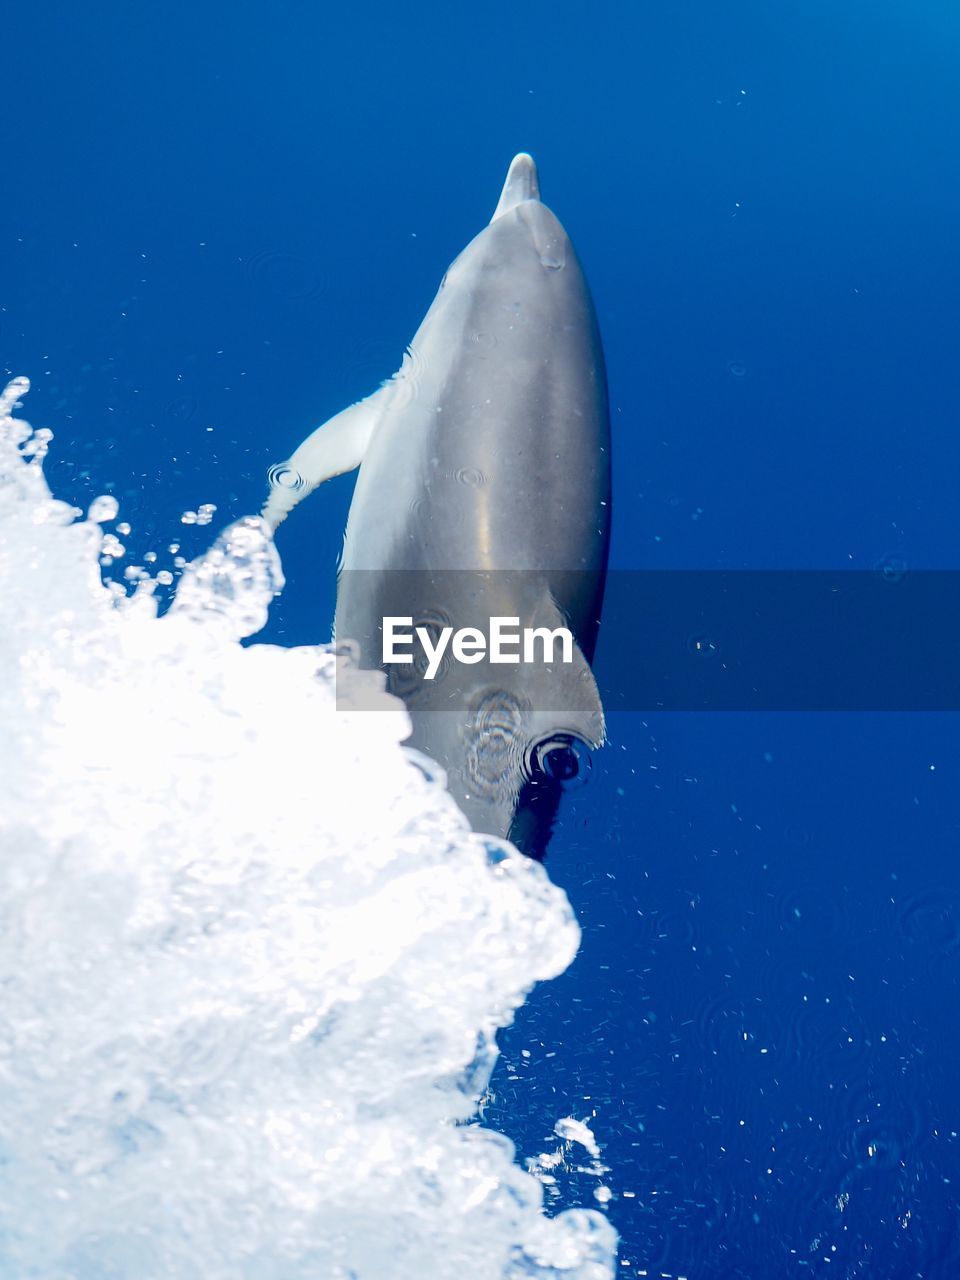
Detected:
[
  {"left": 538, "top": 742, "right": 579, "bottom": 782},
  {"left": 525, "top": 735, "right": 592, "bottom": 789}
]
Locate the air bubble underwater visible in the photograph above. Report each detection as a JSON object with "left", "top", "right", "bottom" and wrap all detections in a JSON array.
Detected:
[
  {"left": 88, "top": 493, "right": 119, "bottom": 523},
  {"left": 0, "top": 377, "right": 618, "bottom": 1279}
]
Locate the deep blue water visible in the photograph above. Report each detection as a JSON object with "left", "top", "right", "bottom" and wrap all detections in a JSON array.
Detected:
[{"left": 4, "top": 2, "right": 960, "bottom": 1274}]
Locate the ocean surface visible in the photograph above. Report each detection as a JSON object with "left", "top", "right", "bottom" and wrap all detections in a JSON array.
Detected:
[{"left": 3, "top": 2, "right": 960, "bottom": 1275}]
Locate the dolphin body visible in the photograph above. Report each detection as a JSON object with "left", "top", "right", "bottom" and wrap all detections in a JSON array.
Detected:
[{"left": 264, "top": 154, "right": 610, "bottom": 856}]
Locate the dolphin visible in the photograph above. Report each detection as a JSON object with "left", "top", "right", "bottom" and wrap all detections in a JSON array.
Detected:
[{"left": 263, "top": 153, "right": 611, "bottom": 857}]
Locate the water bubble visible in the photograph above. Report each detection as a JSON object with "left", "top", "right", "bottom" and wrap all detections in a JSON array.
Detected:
[
  {"left": 455, "top": 466, "right": 485, "bottom": 488},
  {"left": 728, "top": 361, "right": 747, "bottom": 377},
  {"left": 116, "top": 521, "right": 131, "bottom": 536},
  {"left": 88, "top": 494, "right": 119, "bottom": 523},
  {"left": 180, "top": 511, "right": 198, "bottom": 525},
  {"left": 21, "top": 426, "right": 53, "bottom": 463},
  {"left": 101, "top": 534, "right": 125, "bottom": 559},
  {"left": 876, "top": 553, "right": 908, "bottom": 583}
]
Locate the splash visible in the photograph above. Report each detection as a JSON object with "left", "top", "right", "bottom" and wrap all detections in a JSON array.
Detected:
[
  {"left": 526, "top": 1119, "right": 611, "bottom": 1211},
  {"left": 0, "top": 379, "right": 617, "bottom": 1279}
]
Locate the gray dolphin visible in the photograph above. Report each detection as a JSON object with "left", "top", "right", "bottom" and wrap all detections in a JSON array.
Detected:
[{"left": 263, "top": 153, "right": 611, "bottom": 856}]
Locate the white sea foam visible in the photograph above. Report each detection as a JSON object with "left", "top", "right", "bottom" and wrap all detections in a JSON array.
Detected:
[{"left": 0, "top": 378, "right": 617, "bottom": 1279}]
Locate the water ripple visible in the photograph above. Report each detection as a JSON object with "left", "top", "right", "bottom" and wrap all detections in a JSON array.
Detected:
[{"left": 243, "top": 247, "right": 327, "bottom": 301}]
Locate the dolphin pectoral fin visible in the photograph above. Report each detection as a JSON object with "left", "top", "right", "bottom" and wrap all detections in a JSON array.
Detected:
[{"left": 261, "top": 386, "right": 388, "bottom": 529}]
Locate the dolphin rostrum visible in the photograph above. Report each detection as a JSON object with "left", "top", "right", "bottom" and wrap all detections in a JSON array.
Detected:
[{"left": 263, "top": 154, "right": 611, "bottom": 856}]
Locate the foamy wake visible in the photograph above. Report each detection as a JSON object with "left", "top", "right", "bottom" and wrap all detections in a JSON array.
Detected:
[{"left": 0, "top": 378, "right": 617, "bottom": 1279}]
